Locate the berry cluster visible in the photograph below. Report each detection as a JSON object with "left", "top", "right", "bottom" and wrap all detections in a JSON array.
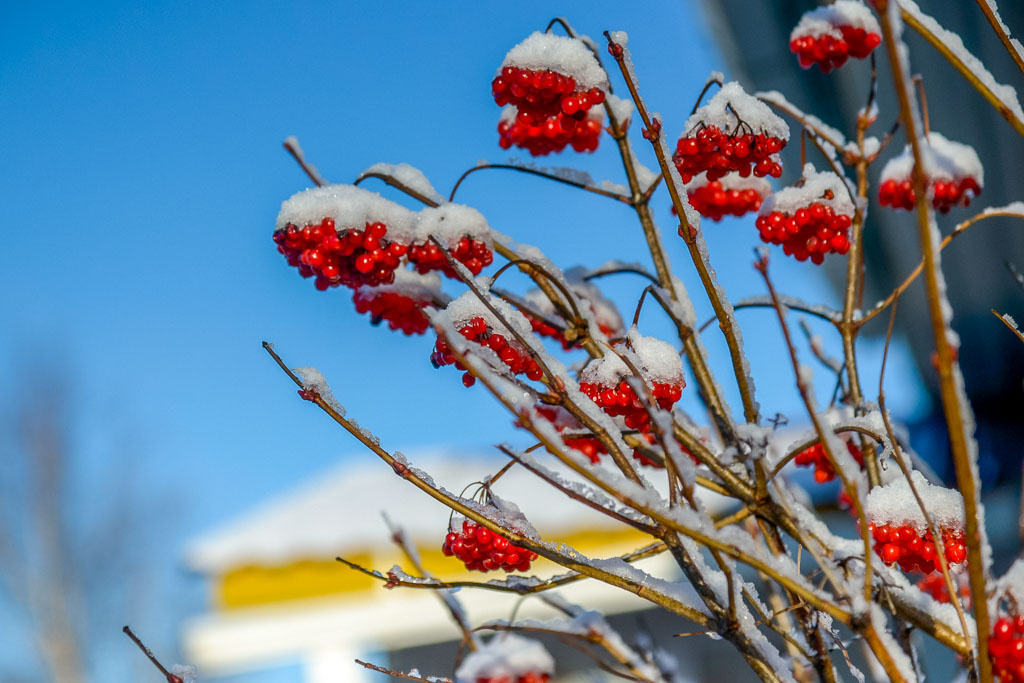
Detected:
[
  {"left": 352, "top": 290, "right": 431, "bottom": 335},
  {"left": 793, "top": 439, "right": 864, "bottom": 483},
  {"left": 686, "top": 178, "right": 767, "bottom": 221},
  {"left": 916, "top": 572, "right": 970, "bottom": 606},
  {"left": 442, "top": 519, "right": 538, "bottom": 573},
  {"left": 756, "top": 200, "right": 852, "bottom": 264},
  {"left": 673, "top": 127, "right": 784, "bottom": 183},
  {"left": 273, "top": 218, "right": 407, "bottom": 290},
  {"left": 991, "top": 616, "right": 1024, "bottom": 682},
  {"left": 492, "top": 66, "right": 605, "bottom": 156},
  {"left": 579, "top": 380, "right": 683, "bottom": 432},
  {"left": 870, "top": 521, "right": 967, "bottom": 574},
  {"left": 432, "top": 317, "right": 543, "bottom": 386},
  {"left": 476, "top": 673, "right": 549, "bottom": 683},
  {"left": 878, "top": 176, "right": 982, "bottom": 214},
  {"left": 789, "top": 26, "right": 881, "bottom": 72},
  {"left": 408, "top": 236, "right": 494, "bottom": 278},
  {"left": 498, "top": 107, "right": 603, "bottom": 156}
]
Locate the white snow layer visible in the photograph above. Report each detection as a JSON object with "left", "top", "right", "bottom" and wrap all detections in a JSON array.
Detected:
[
  {"left": 455, "top": 634, "right": 555, "bottom": 682},
  {"left": 275, "top": 184, "right": 418, "bottom": 242},
  {"left": 880, "top": 131, "right": 984, "bottom": 185},
  {"left": 500, "top": 31, "right": 610, "bottom": 91},
  {"left": 685, "top": 81, "right": 790, "bottom": 139},
  {"left": 414, "top": 203, "right": 494, "bottom": 247},
  {"left": 790, "top": 1, "right": 881, "bottom": 40},
  {"left": 580, "top": 328, "right": 683, "bottom": 385},
  {"left": 356, "top": 267, "right": 442, "bottom": 301},
  {"left": 362, "top": 162, "right": 444, "bottom": 204},
  {"left": 760, "top": 164, "right": 854, "bottom": 216},
  {"left": 445, "top": 290, "right": 534, "bottom": 343},
  {"left": 865, "top": 469, "right": 965, "bottom": 533}
]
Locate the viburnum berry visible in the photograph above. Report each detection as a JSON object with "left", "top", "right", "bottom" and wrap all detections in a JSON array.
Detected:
[
  {"left": 686, "top": 174, "right": 771, "bottom": 221},
  {"left": 878, "top": 132, "right": 983, "bottom": 214},
  {"left": 407, "top": 204, "right": 495, "bottom": 278},
  {"left": 432, "top": 292, "right": 542, "bottom": 386},
  {"left": 273, "top": 185, "right": 417, "bottom": 290},
  {"left": 917, "top": 572, "right": 970, "bottom": 606},
  {"left": 527, "top": 405, "right": 606, "bottom": 463},
  {"left": 990, "top": 614, "right": 1024, "bottom": 682},
  {"left": 789, "top": 1, "right": 882, "bottom": 72},
  {"left": 492, "top": 32, "right": 609, "bottom": 157},
  {"left": 498, "top": 105, "right": 604, "bottom": 156},
  {"left": 865, "top": 470, "right": 967, "bottom": 574},
  {"left": 454, "top": 634, "right": 554, "bottom": 683},
  {"left": 673, "top": 82, "right": 789, "bottom": 183},
  {"left": 352, "top": 269, "right": 443, "bottom": 336},
  {"left": 442, "top": 518, "right": 538, "bottom": 573},
  {"left": 578, "top": 330, "right": 685, "bottom": 434},
  {"left": 793, "top": 438, "right": 864, "bottom": 483},
  {"left": 756, "top": 164, "right": 854, "bottom": 264}
]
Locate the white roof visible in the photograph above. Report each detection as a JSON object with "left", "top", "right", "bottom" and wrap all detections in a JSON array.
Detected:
[{"left": 185, "top": 449, "right": 732, "bottom": 574}]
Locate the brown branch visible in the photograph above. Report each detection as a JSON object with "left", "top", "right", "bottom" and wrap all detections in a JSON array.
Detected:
[
  {"left": 973, "top": 0, "right": 1024, "bottom": 76},
  {"left": 992, "top": 308, "right": 1024, "bottom": 345},
  {"left": 123, "top": 626, "right": 182, "bottom": 683},
  {"left": 354, "top": 172, "right": 440, "bottom": 207},
  {"left": 448, "top": 163, "right": 632, "bottom": 204},
  {"left": 355, "top": 659, "right": 452, "bottom": 683}
]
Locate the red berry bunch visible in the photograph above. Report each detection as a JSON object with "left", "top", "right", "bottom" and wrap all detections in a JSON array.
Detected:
[
  {"left": 990, "top": 615, "right": 1024, "bottom": 682},
  {"left": 497, "top": 106, "right": 604, "bottom": 156},
  {"left": 408, "top": 236, "right": 494, "bottom": 278},
  {"left": 273, "top": 218, "right": 408, "bottom": 290},
  {"left": 352, "top": 290, "right": 431, "bottom": 335},
  {"left": 916, "top": 572, "right": 970, "bottom": 606},
  {"left": 870, "top": 522, "right": 967, "bottom": 573},
  {"left": 793, "top": 439, "right": 864, "bottom": 483},
  {"left": 442, "top": 519, "right": 538, "bottom": 573},
  {"left": 492, "top": 66, "right": 605, "bottom": 120},
  {"left": 756, "top": 166, "right": 854, "bottom": 264},
  {"left": 686, "top": 175, "right": 770, "bottom": 221},
  {"left": 578, "top": 380, "right": 683, "bottom": 432},
  {"left": 878, "top": 132, "right": 984, "bottom": 214},
  {"left": 455, "top": 634, "right": 554, "bottom": 683},
  {"left": 673, "top": 127, "right": 784, "bottom": 183},
  {"left": 432, "top": 317, "right": 543, "bottom": 386},
  {"left": 789, "top": 1, "right": 882, "bottom": 72}
]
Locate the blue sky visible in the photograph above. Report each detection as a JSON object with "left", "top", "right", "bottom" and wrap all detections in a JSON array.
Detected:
[{"left": 0, "top": 1, "right": 926, "bottom": 679}]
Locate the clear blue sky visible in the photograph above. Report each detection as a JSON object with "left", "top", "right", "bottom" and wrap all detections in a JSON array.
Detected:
[{"left": 0, "top": 1, "right": 926, "bottom": 680}]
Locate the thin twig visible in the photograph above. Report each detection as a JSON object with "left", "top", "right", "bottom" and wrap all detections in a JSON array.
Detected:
[
  {"left": 355, "top": 659, "right": 452, "bottom": 682},
  {"left": 123, "top": 626, "right": 180, "bottom": 683}
]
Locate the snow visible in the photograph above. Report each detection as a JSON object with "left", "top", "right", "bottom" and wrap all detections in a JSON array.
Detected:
[
  {"left": 362, "top": 162, "right": 443, "bottom": 204},
  {"left": 790, "top": 1, "right": 881, "bottom": 41},
  {"left": 500, "top": 31, "right": 610, "bottom": 91},
  {"left": 292, "top": 366, "right": 344, "bottom": 416},
  {"left": 454, "top": 634, "right": 554, "bottom": 682},
  {"left": 1004, "top": 314, "right": 1019, "bottom": 329},
  {"left": 901, "top": 0, "right": 1024, "bottom": 126},
  {"left": 755, "top": 91, "right": 848, "bottom": 149},
  {"left": 170, "top": 664, "right": 198, "bottom": 683},
  {"left": 606, "top": 92, "right": 634, "bottom": 124},
  {"left": 865, "top": 469, "right": 965, "bottom": 534},
  {"left": 275, "top": 184, "right": 417, "bottom": 242},
  {"left": 685, "top": 82, "right": 790, "bottom": 140},
  {"left": 414, "top": 203, "right": 494, "bottom": 248},
  {"left": 355, "top": 267, "right": 443, "bottom": 302},
  {"left": 444, "top": 289, "right": 533, "bottom": 344},
  {"left": 579, "top": 328, "right": 683, "bottom": 386},
  {"left": 282, "top": 135, "right": 325, "bottom": 186},
  {"left": 760, "top": 164, "right": 855, "bottom": 217},
  {"left": 980, "top": 0, "right": 1024, "bottom": 66},
  {"left": 880, "top": 131, "right": 984, "bottom": 186}
]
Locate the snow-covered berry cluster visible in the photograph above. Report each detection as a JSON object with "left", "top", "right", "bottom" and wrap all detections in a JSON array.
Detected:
[
  {"left": 492, "top": 32, "right": 609, "bottom": 156},
  {"left": 878, "top": 132, "right": 983, "bottom": 213},
  {"left": 352, "top": 269, "right": 442, "bottom": 335},
  {"left": 408, "top": 204, "right": 495, "bottom": 278},
  {"left": 789, "top": 1, "right": 882, "bottom": 72},
  {"left": 756, "top": 164, "right": 854, "bottom": 264},
  {"left": 578, "top": 380, "right": 683, "bottom": 431},
  {"left": 686, "top": 174, "right": 771, "bottom": 221},
  {"left": 793, "top": 439, "right": 864, "bottom": 483},
  {"left": 673, "top": 83, "right": 789, "bottom": 183},
  {"left": 865, "top": 471, "right": 967, "bottom": 574},
  {"left": 409, "top": 237, "right": 494, "bottom": 277},
  {"left": 442, "top": 519, "right": 538, "bottom": 573},
  {"left": 454, "top": 634, "right": 554, "bottom": 683},
  {"left": 916, "top": 572, "right": 970, "bottom": 606},
  {"left": 991, "top": 616, "right": 1024, "bottom": 682}
]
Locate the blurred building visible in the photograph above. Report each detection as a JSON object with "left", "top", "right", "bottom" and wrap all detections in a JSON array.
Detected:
[
  {"left": 182, "top": 453, "right": 738, "bottom": 682},
  {"left": 697, "top": 0, "right": 1024, "bottom": 484}
]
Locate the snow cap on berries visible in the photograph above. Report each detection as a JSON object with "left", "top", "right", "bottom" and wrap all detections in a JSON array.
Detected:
[
  {"left": 355, "top": 267, "right": 443, "bottom": 301},
  {"left": 684, "top": 82, "right": 790, "bottom": 141},
  {"left": 865, "top": 469, "right": 965, "bottom": 534},
  {"left": 790, "top": 0, "right": 880, "bottom": 41},
  {"left": 414, "top": 203, "right": 494, "bottom": 249},
  {"left": 455, "top": 634, "right": 555, "bottom": 683},
  {"left": 445, "top": 290, "right": 534, "bottom": 344},
  {"left": 760, "top": 164, "right": 854, "bottom": 217},
  {"left": 275, "top": 184, "right": 417, "bottom": 242},
  {"left": 880, "top": 132, "right": 984, "bottom": 187},
  {"left": 580, "top": 329, "right": 683, "bottom": 385},
  {"left": 500, "top": 31, "right": 609, "bottom": 92}
]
